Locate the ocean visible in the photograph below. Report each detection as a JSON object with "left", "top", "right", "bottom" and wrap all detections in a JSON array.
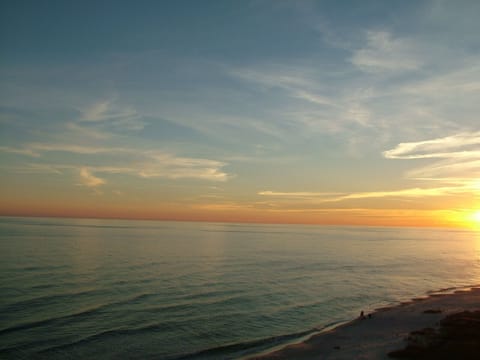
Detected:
[{"left": 1, "top": 216, "right": 479, "bottom": 359}]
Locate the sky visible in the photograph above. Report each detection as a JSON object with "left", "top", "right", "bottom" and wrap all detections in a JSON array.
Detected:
[{"left": 1, "top": 0, "right": 480, "bottom": 228}]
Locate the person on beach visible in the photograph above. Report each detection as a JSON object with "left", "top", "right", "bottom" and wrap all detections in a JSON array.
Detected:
[{"left": 360, "top": 311, "right": 365, "bottom": 319}]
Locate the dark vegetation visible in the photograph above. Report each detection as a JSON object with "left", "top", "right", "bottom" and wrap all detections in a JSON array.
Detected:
[{"left": 388, "top": 310, "right": 480, "bottom": 359}]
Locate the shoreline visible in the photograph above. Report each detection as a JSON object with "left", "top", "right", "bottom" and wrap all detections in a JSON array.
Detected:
[{"left": 247, "top": 285, "right": 480, "bottom": 359}]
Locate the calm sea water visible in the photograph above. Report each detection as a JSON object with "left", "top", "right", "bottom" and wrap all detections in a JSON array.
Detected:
[{"left": 1, "top": 217, "right": 480, "bottom": 359}]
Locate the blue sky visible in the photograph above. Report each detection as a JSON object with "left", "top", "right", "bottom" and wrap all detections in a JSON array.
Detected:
[{"left": 1, "top": 0, "right": 480, "bottom": 226}]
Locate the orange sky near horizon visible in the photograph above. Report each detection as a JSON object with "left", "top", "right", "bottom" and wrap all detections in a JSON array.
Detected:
[{"left": 1, "top": 198, "right": 478, "bottom": 229}]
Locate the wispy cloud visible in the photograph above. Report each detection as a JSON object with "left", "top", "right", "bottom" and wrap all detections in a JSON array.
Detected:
[
  {"left": 351, "top": 31, "right": 422, "bottom": 73},
  {"left": 383, "top": 132, "right": 480, "bottom": 159},
  {"left": 0, "top": 143, "right": 134, "bottom": 157},
  {"left": 227, "top": 27, "right": 480, "bottom": 147},
  {"left": 258, "top": 191, "right": 342, "bottom": 198},
  {"left": 230, "top": 66, "right": 316, "bottom": 91},
  {"left": 138, "top": 153, "right": 229, "bottom": 181},
  {"left": 0, "top": 146, "right": 40, "bottom": 157},
  {"left": 229, "top": 64, "right": 375, "bottom": 135},
  {"left": 406, "top": 159, "right": 480, "bottom": 180},
  {"left": 7, "top": 163, "right": 66, "bottom": 174},
  {"left": 193, "top": 202, "right": 253, "bottom": 211},
  {"left": 79, "top": 99, "right": 146, "bottom": 131},
  {"left": 1, "top": 143, "right": 230, "bottom": 183},
  {"left": 384, "top": 132, "right": 480, "bottom": 182},
  {"left": 65, "top": 122, "right": 111, "bottom": 140},
  {"left": 79, "top": 167, "right": 106, "bottom": 187},
  {"left": 30, "top": 143, "right": 126, "bottom": 155},
  {"left": 258, "top": 131, "right": 480, "bottom": 207},
  {"left": 81, "top": 100, "right": 111, "bottom": 122},
  {"left": 259, "top": 186, "right": 462, "bottom": 203},
  {"left": 292, "top": 90, "right": 336, "bottom": 107},
  {"left": 230, "top": 65, "right": 337, "bottom": 109}
]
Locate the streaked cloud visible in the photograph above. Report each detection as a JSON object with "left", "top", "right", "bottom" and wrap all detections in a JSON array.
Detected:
[
  {"left": 258, "top": 191, "right": 342, "bottom": 198},
  {"left": 292, "top": 90, "right": 336, "bottom": 107},
  {"left": 0, "top": 143, "right": 132, "bottom": 157},
  {"left": 351, "top": 31, "right": 422, "bottom": 73},
  {"left": 226, "top": 26, "right": 479, "bottom": 145},
  {"left": 0, "top": 146, "right": 40, "bottom": 157},
  {"left": 259, "top": 186, "right": 462, "bottom": 203},
  {"left": 230, "top": 65, "right": 316, "bottom": 91},
  {"left": 7, "top": 163, "right": 66, "bottom": 174},
  {"left": 65, "top": 122, "right": 111, "bottom": 140},
  {"left": 193, "top": 202, "right": 253, "bottom": 211},
  {"left": 32, "top": 143, "right": 126, "bottom": 155},
  {"left": 79, "top": 167, "right": 106, "bottom": 187},
  {"left": 1, "top": 143, "right": 230, "bottom": 183},
  {"left": 383, "top": 132, "right": 480, "bottom": 159},
  {"left": 384, "top": 132, "right": 480, "bottom": 182},
  {"left": 406, "top": 159, "right": 480, "bottom": 180},
  {"left": 228, "top": 64, "right": 373, "bottom": 136},
  {"left": 138, "top": 153, "right": 229, "bottom": 181},
  {"left": 81, "top": 100, "right": 111, "bottom": 122},
  {"left": 259, "top": 130, "right": 480, "bottom": 208},
  {"left": 79, "top": 99, "right": 146, "bottom": 131}
]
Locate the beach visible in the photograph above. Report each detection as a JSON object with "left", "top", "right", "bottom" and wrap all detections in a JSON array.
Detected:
[{"left": 250, "top": 287, "right": 480, "bottom": 359}]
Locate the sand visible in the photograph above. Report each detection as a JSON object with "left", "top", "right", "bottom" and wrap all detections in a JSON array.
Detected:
[{"left": 248, "top": 287, "right": 480, "bottom": 360}]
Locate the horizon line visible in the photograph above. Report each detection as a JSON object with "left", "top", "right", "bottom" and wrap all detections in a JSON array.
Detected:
[{"left": 0, "top": 213, "right": 474, "bottom": 230}]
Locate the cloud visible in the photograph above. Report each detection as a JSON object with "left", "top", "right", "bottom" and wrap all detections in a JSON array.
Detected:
[
  {"left": 0, "top": 143, "right": 134, "bottom": 157},
  {"left": 292, "top": 90, "right": 337, "bottom": 107},
  {"left": 226, "top": 36, "right": 480, "bottom": 148},
  {"left": 403, "top": 62, "right": 480, "bottom": 98},
  {"left": 231, "top": 65, "right": 338, "bottom": 108},
  {"left": 384, "top": 132, "right": 480, "bottom": 182},
  {"left": 259, "top": 186, "right": 461, "bottom": 203},
  {"left": 406, "top": 159, "right": 480, "bottom": 180},
  {"left": 65, "top": 122, "right": 111, "bottom": 140},
  {"left": 260, "top": 131, "right": 480, "bottom": 207},
  {"left": 137, "top": 153, "right": 229, "bottom": 181},
  {"left": 81, "top": 100, "right": 111, "bottom": 122},
  {"left": 383, "top": 132, "right": 480, "bottom": 159},
  {"left": 6, "top": 163, "right": 66, "bottom": 174},
  {"left": 351, "top": 31, "right": 422, "bottom": 73},
  {"left": 341, "top": 187, "right": 460, "bottom": 200},
  {"left": 229, "top": 64, "right": 375, "bottom": 135},
  {"left": 230, "top": 66, "right": 315, "bottom": 90},
  {"left": 258, "top": 191, "right": 342, "bottom": 198},
  {"left": 29, "top": 143, "right": 126, "bottom": 155},
  {"left": 1, "top": 143, "right": 144, "bottom": 157},
  {"left": 79, "top": 167, "right": 106, "bottom": 187},
  {"left": 2, "top": 143, "right": 230, "bottom": 183},
  {"left": 193, "top": 202, "right": 252, "bottom": 211},
  {"left": 0, "top": 146, "right": 40, "bottom": 157},
  {"left": 229, "top": 65, "right": 337, "bottom": 109},
  {"left": 79, "top": 99, "right": 146, "bottom": 131}
]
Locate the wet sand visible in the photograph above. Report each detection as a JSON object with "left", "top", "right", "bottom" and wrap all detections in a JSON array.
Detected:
[{"left": 248, "top": 287, "right": 480, "bottom": 360}]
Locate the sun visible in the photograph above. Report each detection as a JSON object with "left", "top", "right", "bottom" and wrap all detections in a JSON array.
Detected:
[
  {"left": 467, "top": 210, "right": 480, "bottom": 229},
  {"left": 473, "top": 211, "right": 480, "bottom": 222}
]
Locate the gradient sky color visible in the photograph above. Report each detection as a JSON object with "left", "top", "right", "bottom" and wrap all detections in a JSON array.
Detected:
[{"left": 1, "top": 0, "right": 480, "bottom": 227}]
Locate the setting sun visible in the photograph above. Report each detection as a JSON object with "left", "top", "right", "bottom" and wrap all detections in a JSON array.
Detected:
[
  {"left": 473, "top": 211, "right": 480, "bottom": 221},
  {"left": 461, "top": 210, "right": 480, "bottom": 229}
]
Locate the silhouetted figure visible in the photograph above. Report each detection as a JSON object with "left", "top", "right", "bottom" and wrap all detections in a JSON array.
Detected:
[{"left": 360, "top": 310, "right": 365, "bottom": 319}]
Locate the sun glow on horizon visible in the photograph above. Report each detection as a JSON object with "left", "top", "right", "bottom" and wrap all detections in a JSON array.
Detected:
[
  {"left": 471, "top": 210, "right": 480, "bottom": 225},
  {"left": 459, "top": 210, "right": 480, "bottom": 229}
]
